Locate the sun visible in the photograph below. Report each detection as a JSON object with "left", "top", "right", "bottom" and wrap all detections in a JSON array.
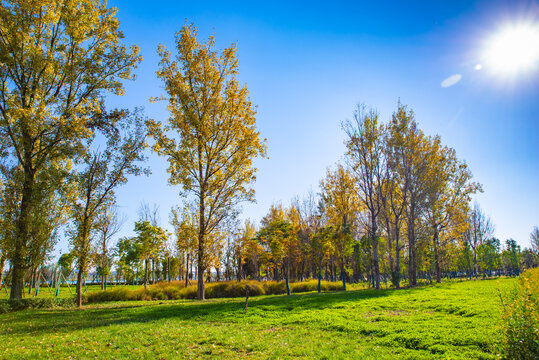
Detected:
[{"left": 482, "top": 23, "right": 539, "bottom": 75}]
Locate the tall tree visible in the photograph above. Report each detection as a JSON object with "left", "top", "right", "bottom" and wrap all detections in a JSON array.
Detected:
[
  {"left": 0, "top": 0, "right": 141, "bottom": 300},
  {"left": 344, "top": 105, "right": 386, "bottom": 289},
  {"left": 68, "top": 110, "right": 147, "bottom": 306},
  {"left": 383, "top": 104, "right": 414, "bottom": 288},
  {"left": 320, "top": 164, "right": 360, "bottom": 288},
  {"left": 394, "top": 109, "right": 433, "bottom": 287},
  {"left": 424, "top": 142, "right": 480, "bottom": 282},
  {"left": 149, "top": 24, "right": 267, "bottom": 300}
]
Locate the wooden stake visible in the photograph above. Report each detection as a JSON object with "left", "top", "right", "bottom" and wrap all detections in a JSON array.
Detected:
[{"left": 244, "top": 285, "right": 250, "bottom": 313}]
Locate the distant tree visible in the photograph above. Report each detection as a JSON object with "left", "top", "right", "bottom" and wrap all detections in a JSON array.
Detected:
[
  {"left": 133, "top": 221, "right": 167, "bottom": 288},
  {"left": 148, "top": 24, "right": 267, "bottom": 299},
  {"left": 519, "top": 248, "right": 537, "bottom": 271},
  {"left": 320, "top": 165, "right": 359, "bottom": 288},
  {"left": 476, "top": 238, "right": 501, "bottom": 274},
  {"left": 115, "top": 236, "right": 140, "bottom": 283},
  {"left": 344, "top": 105, "right": 386, "bottom": 289},
  {"left": 502, "top": 239, "right": 521, "bottom": 274},
  {"left": 465, "top": 203, "right": 495, "bottom": 275},
  {"left": 57, "top": 252, "right": 75, "bottom": 280},
  {"left": 530, "top": 226, "right": 539, "bottom": 255},
  {"left": 171, "top": 205, "right": 198, "bottom": 287},
  {"left": 424, "top": 142, "right": 480, "bottom": 282},
  {"left": 94, "top": 205, "right": 124, "bottom": 290},
  {"left": 383, "top": 104, "right": 412, "bottom": 288},
  {"left": 0, "top": 0, "right": 141, "bottom": 300},
  {"left": 256, "top": 205, "right": 294, "bottom": 283}
]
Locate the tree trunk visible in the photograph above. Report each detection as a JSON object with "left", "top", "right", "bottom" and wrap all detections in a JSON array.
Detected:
[
  {"left": 407, "top": 206, "right": 416, "bottom": 287},
  {"left": 395, "top": 241, "right": 401, "bottom": 289},
  {"left": 386, "top": 218, "right": 394, "bottom": 274},
  {"left": 144, "top": 258, "right": 149, "bottom": 289},
  {"left": 185, "top": 254, "right": 190, "bottom": 287},
  {"left": 372, "top": 216, "right": 380, "bottom": 290},
  {"left": 168, "top": 257, "right": 171, "bottom": 282},
  {"left": 237, "top": 252, "right": 243, "bottom": 281},
  {"left": 0, "top": 254, "right": 6, "bottom": 287},
  {"left": 29, "top": 267, "right": 35, "bottom": 295},
  {"left": 196, "top": 229, "right": 205, "bottom": 300},
  {"left": 152, "top": 258, "right": 155, "bottom": 284},
  {"left": 197, "top": 190, "right": 206, "bottom": 300},
  {"left": 341, "top": 264, "right": 346, "bottom": 291},
  {"left": 76, "top": 264, "right": 84, "bottom": 308},
  {"left": 10, "top": 163, "right": 35, "bottom": 300},
  {"left": 433, "top": 228, "right": 441, "bottom": 283}
]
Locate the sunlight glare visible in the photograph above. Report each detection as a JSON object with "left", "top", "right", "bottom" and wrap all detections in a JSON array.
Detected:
[{"left": 483, "top": 23, "right": 539, "bottom": 75}]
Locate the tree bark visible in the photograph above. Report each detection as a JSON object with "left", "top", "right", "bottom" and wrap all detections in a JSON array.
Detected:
[
  {"left": 372, "top": 215, "right": 380, "bottom": 290},
  {"left": 407, "top": 204, "right": 417, "bottom": 287},
  {"left": 197, "top": 185, "right": 206, "bottom": 300},
  {"left": 394, "top": 221, "right": 401, "bottom": 289},
  {"left": 152, "top": 258, "right": 155, "bottom": 284},
  {"left": 144, "top": 258, "right": 149, "bottom": 289},
  {"left": 76, "top": 265, "right": 84, "bottom": 307},
  {"left": 29, "top": 267, "right": 35, "bottom": 295},
  {"left": 433, "top": 228, "right": 441, "bottom": 283},
  {"left": 10, "top": 161, "right": 35, "bottom": 300},
  {"left": 0, "top": 254, "right": 6, "bottom": 287},
  {"left": 185, "top": 254, "right": 190, "bottom": 287}
]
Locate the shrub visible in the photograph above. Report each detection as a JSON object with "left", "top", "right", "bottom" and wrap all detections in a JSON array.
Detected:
[
  {"left": 290, "top": 280, "right": 345, "bottom": 293},
  {"left": 263, "top": 281, "right": 286, "bottom": 295},
  {"left": 498, "top": 267, "right": 539, "bottom": 359},
  {"left": 85, "top": 279, "right": 348, "bottom": 303}
]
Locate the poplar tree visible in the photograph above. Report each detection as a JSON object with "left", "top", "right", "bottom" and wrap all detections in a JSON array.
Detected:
[
  {"left": 344, "top": 105, "right": 386, "bottom": 289},
  {"left": 149, "top": 24, "right": 266, "bottom": 300},
  {"left": 320, "top": 164, "right": 360, "bottom": 288}
]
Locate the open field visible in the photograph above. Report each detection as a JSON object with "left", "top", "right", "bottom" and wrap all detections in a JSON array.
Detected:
[{"left": 0, "top": 278, "right": 517, "bottom": 359}]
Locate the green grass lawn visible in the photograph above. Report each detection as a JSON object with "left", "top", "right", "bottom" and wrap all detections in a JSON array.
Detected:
[{"left": 0, "top": 278, "right": 516, "bottom": 359}]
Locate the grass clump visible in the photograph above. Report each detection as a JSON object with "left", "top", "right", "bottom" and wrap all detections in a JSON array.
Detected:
[
  {"left": 0, "top": 297, "right": 75, "bottom": 312},
  {"left": 499, "top": 267, "right": 539, "bottom": 359}
]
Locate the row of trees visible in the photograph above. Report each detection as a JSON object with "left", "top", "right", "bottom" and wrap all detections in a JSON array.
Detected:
[
  {"left": 86, "top": 200, "right": 536, "bottom": 294},
  {"left": 159, "top": 105, "right": 538, "bottom": 291},
  {"left": 105, "top": 104, "right": 538, "bottom": 294}
]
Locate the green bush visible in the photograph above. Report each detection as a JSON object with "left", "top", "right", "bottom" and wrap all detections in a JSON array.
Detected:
[{"left": 499, "top": 267, "right": 539, "bottom": 359}]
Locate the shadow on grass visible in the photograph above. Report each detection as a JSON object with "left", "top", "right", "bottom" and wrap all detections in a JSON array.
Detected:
[{"left": 2, "top": 285, "right": 434, "bottom": 337}]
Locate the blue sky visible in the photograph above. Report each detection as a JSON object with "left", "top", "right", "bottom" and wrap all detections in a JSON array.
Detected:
[{"left": 56, "top": 0, "right": 539, "bottom": 256}]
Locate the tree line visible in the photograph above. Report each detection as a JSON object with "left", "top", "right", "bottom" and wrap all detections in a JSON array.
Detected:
[{"left": 0, "top": 1, "right": 537, "bottom": 306}]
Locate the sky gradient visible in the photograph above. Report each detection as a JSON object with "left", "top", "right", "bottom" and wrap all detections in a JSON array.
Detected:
[{"left": 56, "top": 0, "right": 539, "bottom": 256}]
